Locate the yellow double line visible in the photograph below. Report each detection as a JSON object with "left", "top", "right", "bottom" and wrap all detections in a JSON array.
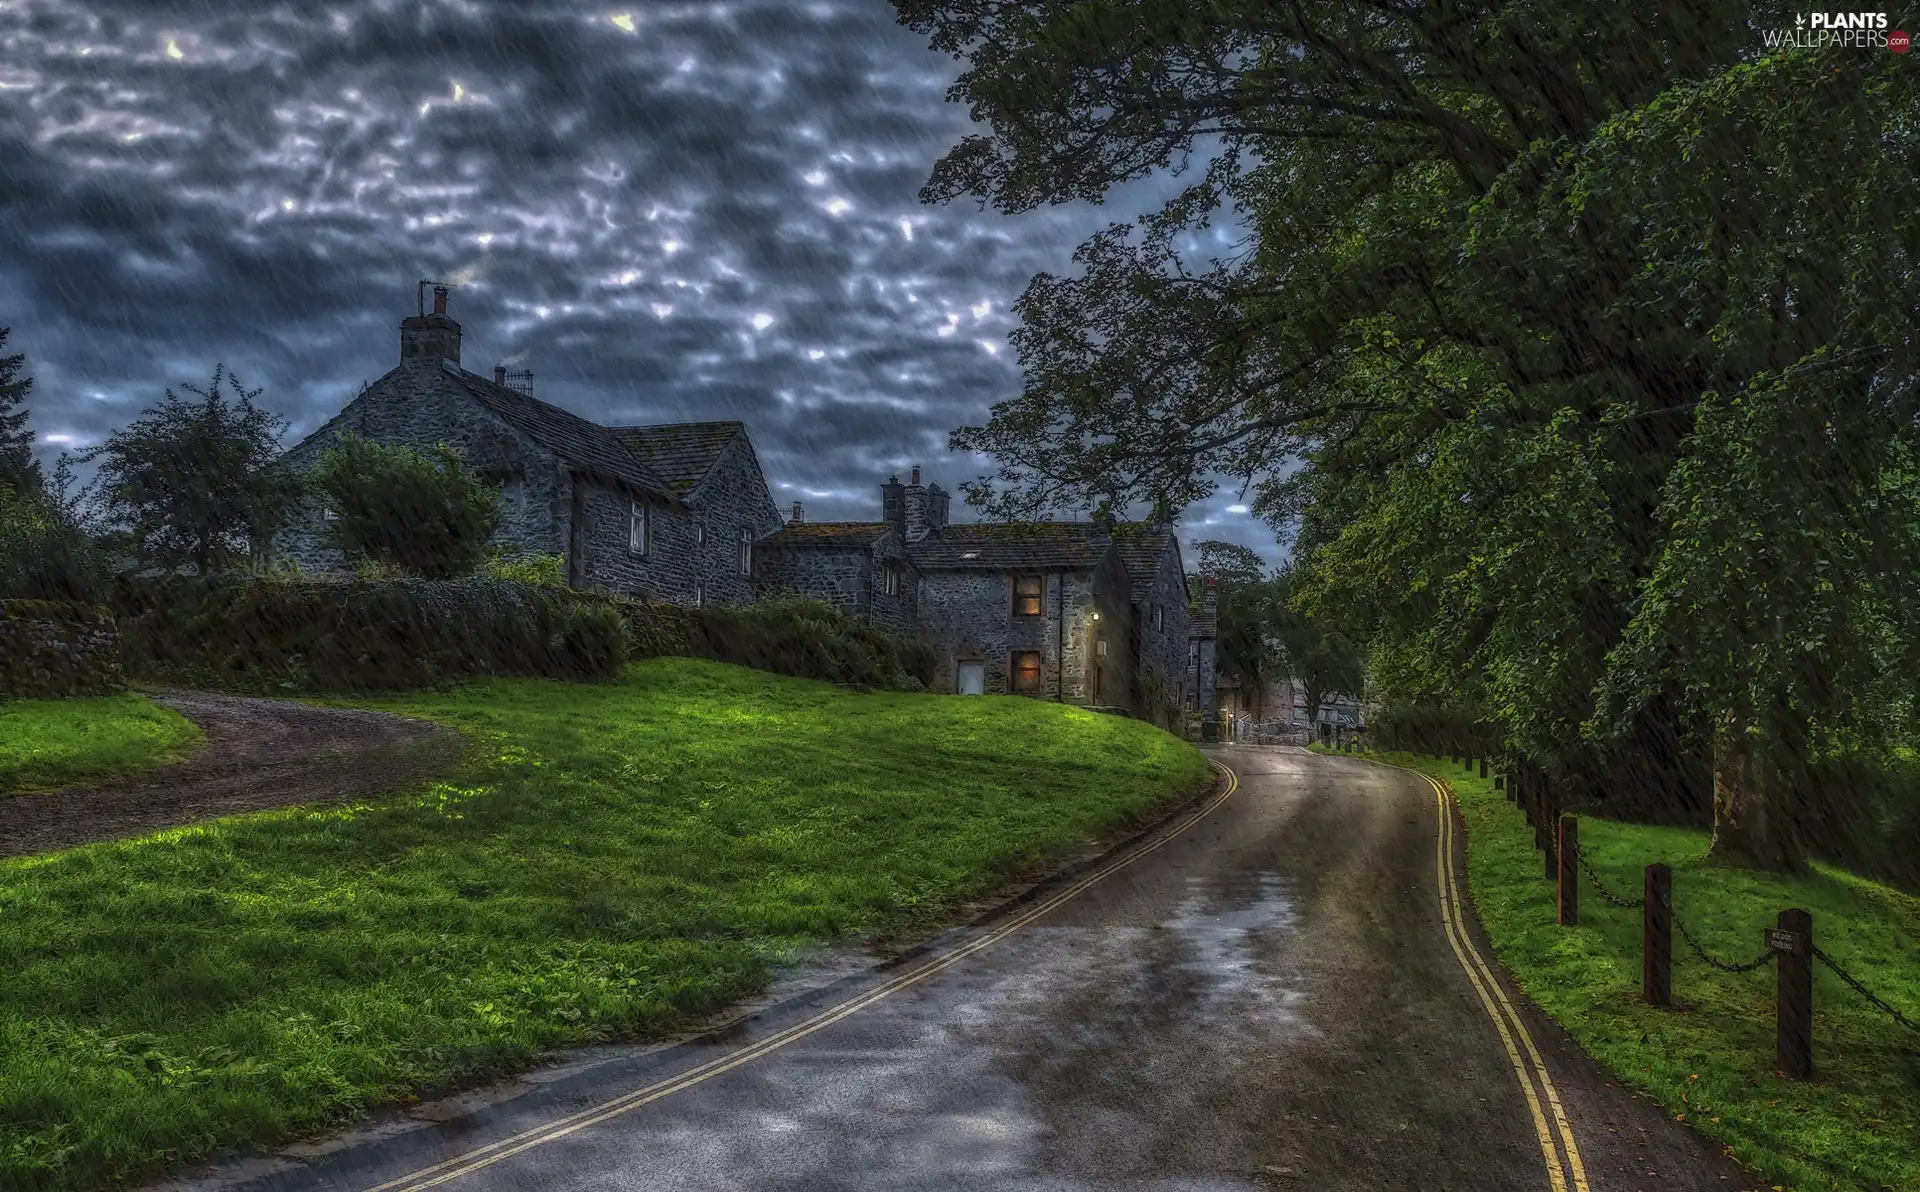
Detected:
[
  {"left": 1415, "top": 768, "right": 1591, "bottom": 1192},
  {"left": 361, "top": 762, "right": 1240, "bottom": 1192}
]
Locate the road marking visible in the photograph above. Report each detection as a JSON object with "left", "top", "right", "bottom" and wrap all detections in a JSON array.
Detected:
[
  {"left": 359, "top": 762, "right": 1240, "bottom": 1192},
  {"left": 1405, "top": 765, "right": 1591, "bottom": 1192}
]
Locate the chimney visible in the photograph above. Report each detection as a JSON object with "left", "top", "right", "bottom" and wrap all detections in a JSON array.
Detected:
[
  {"left": 925, "top": 483, "right": 950, "bottom": 534},
  {"left": 902, "top": 466, "right": 930, "bottom": 543},
  {"left": 1204, "top": 576, "right": 1218, "bottom": 617},
  {"left": 791, "top": 501, "right": 804, "bottom": 524},
  {"left": 399, "top": 289, "right": 462, "bottom": 368},
  {"left": 911, "top": 465, "right": 920, "bottom": 485},
  {"left": 493, "top": 365, "right": 507, "bottom": 385},
  {"left": 881, "top": 473, "right": 906, "bottom": 534}
]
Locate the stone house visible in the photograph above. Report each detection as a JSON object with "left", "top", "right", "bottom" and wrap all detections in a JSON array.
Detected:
[
  {"left": 752, "top": 502, "right": 918, "bottom": 637},
  {"left": 766, "top": 467, "right": 1197, "bottom": 723},
  {"left": 276, "top": 288, "right": 783, "bottom": 604}
]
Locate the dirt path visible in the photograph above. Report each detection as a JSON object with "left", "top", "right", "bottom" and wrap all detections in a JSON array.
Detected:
[{"left": 0, "top": 689, "right": 463, "bottom": 858}]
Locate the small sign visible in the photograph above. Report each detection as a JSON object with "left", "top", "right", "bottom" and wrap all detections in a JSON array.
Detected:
[{"left": 1766, "top": 928, "right": 1803, "bottom": 954}]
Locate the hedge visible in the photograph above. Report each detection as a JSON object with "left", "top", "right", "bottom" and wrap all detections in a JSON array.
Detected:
[
  {"left": 603, "top": 594, "right": 936, "bottom": 692},
  {"left": 108, "top": 576, "right": 624, "bottom": 693},
  {"left": 0, "top": 599, "right": 124, "bottom": 699}
]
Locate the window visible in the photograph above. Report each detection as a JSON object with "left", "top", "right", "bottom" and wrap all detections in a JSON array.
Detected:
[
  {"left": 629, "top": 501, "right": 647, "bottom": 556},
  {"left": 884, "top": 563, "right": 900, "bottom": 596},
  {"left": 1096, "top": 639, "right": 1109, "bottom": 657},
  {"left": 1011, "top": 650, "right": 1043, "bottom": 694},
  {"left": 694, "top": 583, "right": 704, "bottom": 608},
  {"left": 737, "top": 527, "right": 753, "bottom": 576},
  {"left": 1012, "top": 575, "right": 1043, "bottom": 617},
  {"left": 695, "top": 518, "right": 706, "bottom": 547},
  {"left": 1152, "top": 605, "right": 1163, "bottom": 631}
]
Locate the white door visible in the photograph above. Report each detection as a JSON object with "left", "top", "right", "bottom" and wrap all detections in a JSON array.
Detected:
[{"left": 957, "top": 662, "right": 985, "bottom": 695}]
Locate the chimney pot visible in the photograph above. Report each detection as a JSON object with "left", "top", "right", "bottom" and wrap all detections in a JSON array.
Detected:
[
  {"left": 493, "top": 365, "right": 507, "bottom": 385},
  {"left": 911, "top": 466, "right": 921, "bottom": 486},
  {"left": 791, "top": 501, "right": 804, "bottom": 523},
  {"left": 433, "top": 285, "right": 449, "bottom": 315}
]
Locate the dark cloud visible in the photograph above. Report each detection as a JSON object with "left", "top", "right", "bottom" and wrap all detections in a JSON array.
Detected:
[{"left": 0, "top": 0, "right": 1281, "bottom": 563}]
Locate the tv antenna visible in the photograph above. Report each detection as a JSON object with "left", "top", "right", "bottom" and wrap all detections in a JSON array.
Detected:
[{"left": 417, "top": 278, "right": 458, "bottom": 316}]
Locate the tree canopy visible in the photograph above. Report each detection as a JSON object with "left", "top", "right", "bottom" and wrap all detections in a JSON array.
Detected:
[
  {"left": 78, "top": 366, "right": 303, "bottom": 577},
  {"left": 0, "top": 327, "right": 42, "bottom": 497},
  {"left": 899, "top": 0, "right": 1919, "bottom": 869}
]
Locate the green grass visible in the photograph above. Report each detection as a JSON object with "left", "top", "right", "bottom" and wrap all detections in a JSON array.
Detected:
[
  {"left": 0, "top": 658, "right": 1209, "bottom": 1190},
  {"left": 0, "top": 694, "right": 203, "bottom": 797},
  {"left": 1370, "top": 751, "right": 1920, "bottom": 1192}
]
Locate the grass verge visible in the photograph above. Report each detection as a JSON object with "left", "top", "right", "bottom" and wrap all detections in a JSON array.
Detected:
[
  {"left": 0, "top": 658, "right": 1209, "bottom": 1190},
  {"left": 0, "top": 693, "right": 203, "bottom": 797},
  {"left": 1362, "top": 750, "right": 1920, "bottom": 1192}
]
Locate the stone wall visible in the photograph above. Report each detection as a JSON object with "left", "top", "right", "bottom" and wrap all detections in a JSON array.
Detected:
[
  {"left": 686, "top": 435, "right": 785, "bottom": 606},
  {"left": 916, "top": 553, "right": 1135, "bottom": 709},
  {"left": 756, "top": 530, "right": 917, "bottom": 634},
  {"left": 918, "top": 570, "right": 1016, "bottom": 694},
  {"left": 0, "top": 600, "right": 123, "bottom": 698},
  {"left": 1132, "top": 545, "right": 1192, "bottom": 727},
  {"left": 274, "top": 362, "right": 570, "bottom": 574}
]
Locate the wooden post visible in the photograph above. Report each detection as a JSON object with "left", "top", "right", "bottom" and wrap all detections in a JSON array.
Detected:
[
  {"left": 1542, "top": 773, "right": 1559, "bottom": 879},
  {"left": 1557, "top": 815, "right": 1579, "bottom": 925},
  {"left": 1644, "top": 863, "right": 1672, "bottom": 1007},
  {"left": 1776, "top": 908, "right": 1813, "bottom": 1080}
]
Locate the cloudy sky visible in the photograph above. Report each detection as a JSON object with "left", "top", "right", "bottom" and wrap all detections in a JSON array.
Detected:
[{"left": 0, "top": 0, "right": 1280, "bottom": 563}]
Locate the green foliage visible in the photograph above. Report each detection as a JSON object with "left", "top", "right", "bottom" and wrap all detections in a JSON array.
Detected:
[
  {"left": 0, "top": 657, "right": 1209, "bottom": 1190},
  {"left": 904, "top": 1, "right": 1920, "bottom": 867},
  {"left": 0, "top": 327, "right": 41, "bottom": 497},
  {"left": 0, "top": 694, "right": 201, "bottom": 796},
  {"left": 309, "top": 433, "right": 505, "bottom": 580},
  {"left": 78, "top": 365, "right": 303, "bottom": 576},
  {"left": 0, "top": 480, "right": 104, "bottom": 602},
  {"left": 677, "top": 596, "right": 937, "bottom": 692},
  {"left": 0, "top": 599, "right": 122, "bottom": 699},
  {"left": 481, "top": 551, "right": 565, "bottom": 587},
  {"left": 1380, "top": 752, "right": 1920, "bottom": 1192},
  {"left": 108, "top": 576, "right": 624, "bottom": 693}
]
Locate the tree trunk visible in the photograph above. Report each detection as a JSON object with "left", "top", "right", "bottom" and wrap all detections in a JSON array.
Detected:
[
  {"left": 1303, "top": 686, "right": 1323, "bottom": 728},
  {"left": 1709, "top": 709, "right": 1804, "bottom": 872}
]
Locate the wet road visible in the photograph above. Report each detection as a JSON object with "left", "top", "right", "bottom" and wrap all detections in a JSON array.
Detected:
[{"left": 164, "top": 748, "right": 1755, "bottom": 1192}]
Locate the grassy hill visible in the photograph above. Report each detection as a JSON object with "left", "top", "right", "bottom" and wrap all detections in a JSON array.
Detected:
[{"left": 0, "top": 658, "right": 1209, "bottom": 1190}]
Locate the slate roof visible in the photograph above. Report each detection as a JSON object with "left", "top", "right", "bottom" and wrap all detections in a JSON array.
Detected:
[
  {"left": 1110, "top": 523, "right": 1178, "bottom": 604},
  {"left": 760, "top": 522, "right": 894, "bottom": 548},
  {"left": 606, "top": 422, "right": 744, "bottom": 496},
  {"left": 1189, "top": 609, "right": 1218, "bottom": 639},
  {"left": 447, "top": 367, "right": 678, "bottom": 500},
  {"left": 908, "top": 522, "right": 1110, "bottom": 570}
]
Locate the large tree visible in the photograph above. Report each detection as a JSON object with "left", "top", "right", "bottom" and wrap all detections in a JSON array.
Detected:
[
  {"left": 0, "top": 327, "right": 41, "bottom": 497},
  {"left": 80, "top": 366, "right": 303, "bottom": 576},
  {"left": 898, "top": 1, "right": 1918, "bottom": 869}
]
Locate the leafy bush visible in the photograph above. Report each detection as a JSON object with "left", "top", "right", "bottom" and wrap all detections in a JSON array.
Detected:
[
  {"left": 308, "top": 433, "right": 504, "bottom": 579},
  {"left": 109, "top": 576, "right": 622, "bottom": 693},
  {"left": 687, "top": 597, "right": 936, "bottom": 691},
  {"left": 592, "top": 594, "right": 933, "bottom": 691},
  {"left": 482, "top": 551, "right": 565, "bottom": 587},
  {"left": 0, "top": 484, "right": 105, "bottom": 601},
  {"left": 1, "top": 599, "right": 122, "bottom": 698}
]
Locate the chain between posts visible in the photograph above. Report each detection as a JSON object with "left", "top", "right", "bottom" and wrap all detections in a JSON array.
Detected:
[
  {"left": 1812, "top": 946, "right": 1920, "bottom": 1035},
  {"left": 1671, "top": 916, "right": 1778, "bottom": 974},
  {"left": 1573, "top": 845, "right": 1644, "bottom": 910}
]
